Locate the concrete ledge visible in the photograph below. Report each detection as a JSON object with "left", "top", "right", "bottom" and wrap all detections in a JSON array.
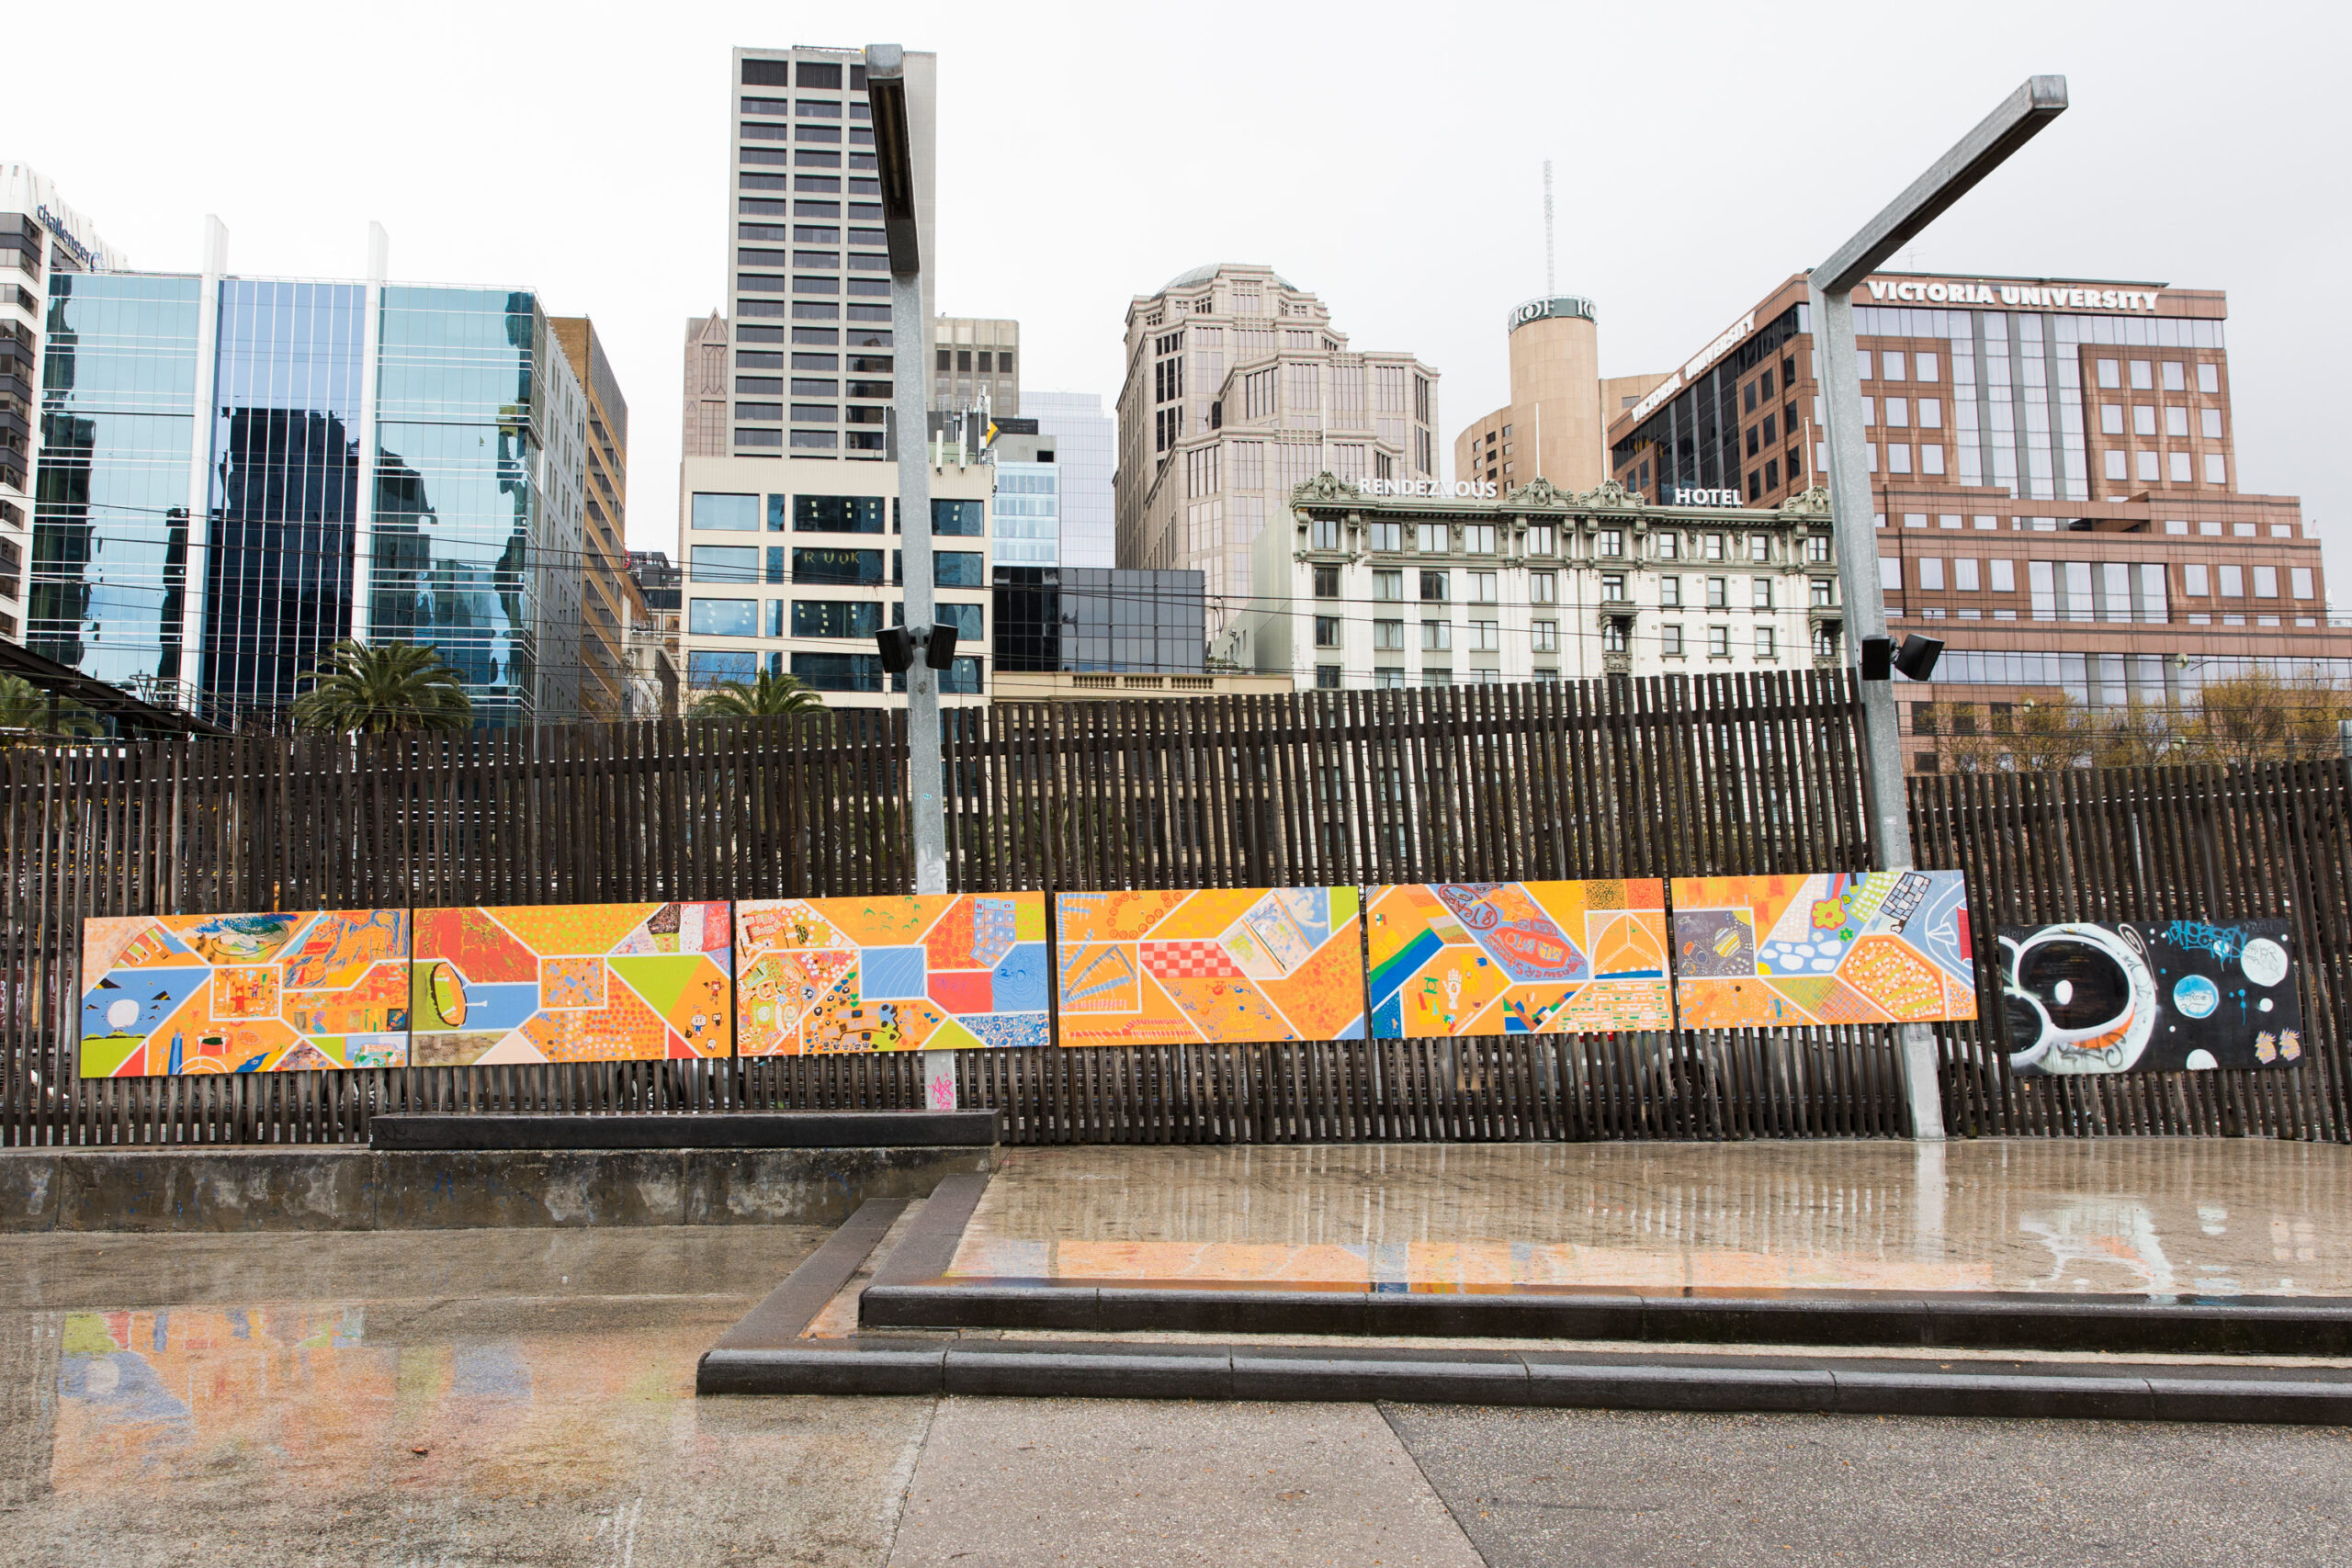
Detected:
[
  {"left": 369, "top": 1111, "right": 1000, "bottom": 1151},
  {"left": 694, "top": 1338, "right": 2352, "bottom": 1423},
  {"left": 0, "top": 1145, "right": 988, "bottom": 1234},
  {"left": 858, "top": 1280, "right": 2352, "bottom": 1359}
]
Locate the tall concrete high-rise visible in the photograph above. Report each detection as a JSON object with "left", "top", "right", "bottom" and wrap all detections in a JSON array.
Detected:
[
  {"left": 1, "top": 164, "right": 123, "bottom": 646},
  {"left": 1454, "top": 297, "right": 1667, "bottom": 494},
  {"left": 1026, "top": 390, "right": 1114, "bottom": 568},
  {"left": 711, "top": 45, "right": 935, "bottom": 465},
  {"left": 1115, "top": 263, "right": 1441, "bottom": 611}
]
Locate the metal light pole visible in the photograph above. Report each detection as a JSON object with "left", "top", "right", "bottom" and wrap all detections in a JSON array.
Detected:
[
  {"left": 1810, "top": 74, "right": 2067, "bottom": 1141},
  {"left": 866, "top": 44, "right": 956, "bottom": 1110}
]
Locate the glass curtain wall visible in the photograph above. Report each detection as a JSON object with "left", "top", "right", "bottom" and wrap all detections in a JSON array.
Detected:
[
  {"left": 28, "top": 274, "right": 201, "bottom": 699},
  {"left": 202, "top": 280, "right": 367, "bottom": 717},
  {"left": 372, "top": 287, "right": 546, "bottom": 723}
]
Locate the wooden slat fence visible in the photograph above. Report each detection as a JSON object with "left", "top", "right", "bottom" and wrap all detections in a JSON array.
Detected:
[
  {"left": 1912, "top": 761, "right": 2352, "bottom": 1142},
  {"left": 4, "top": 671, "right": 2343, "bottom": 1145}
]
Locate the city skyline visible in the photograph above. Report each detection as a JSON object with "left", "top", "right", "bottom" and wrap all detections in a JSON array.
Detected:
[{"left": 9, "top": 1, "right": 2342, "bottom": 597}]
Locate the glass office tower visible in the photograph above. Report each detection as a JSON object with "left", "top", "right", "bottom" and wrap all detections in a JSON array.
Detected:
[{"left": 29, "top": 273, "right": 581, "bottom": 726}]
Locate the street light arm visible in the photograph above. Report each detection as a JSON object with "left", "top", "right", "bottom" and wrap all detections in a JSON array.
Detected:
[
  {"left": 863, "top": 43, "right": 921, "bottom": 276},
  {"left": 1811, "top": 75, "right": 2066, "bottom": 294}
]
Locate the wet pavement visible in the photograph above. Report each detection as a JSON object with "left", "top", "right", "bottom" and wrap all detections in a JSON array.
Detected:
[
  {"left": 0, "top": 1225, "right": 938, "bottom": 1567},
  {"left": 6, "top": 1141, "right": 2351, "bottom": 1565},
  {"left": 944, "top": 1140, "right": 2352, "bottom": 1296}
]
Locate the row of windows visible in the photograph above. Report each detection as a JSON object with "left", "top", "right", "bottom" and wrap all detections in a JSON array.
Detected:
[
  {"left": 1879, "top": 513, "right": 2295, "bottom": 538},
  {"left": 1313, "top": 521, "right": 1831, "bottom": 565},
  {"left": 690, "top": 492, "right": 986, "bottom": 536},
  {"left": 689, "top": 597, "right": 985, "bottom": 641},
  {"left": 688, "top": 546, "right": 986, "bottom": 587},
  {"left": 1879, "top": 555, "right": 2314, "bottom": 601},
  {"left": 690, "top": 649, "right": 985, "bottom": 696}
]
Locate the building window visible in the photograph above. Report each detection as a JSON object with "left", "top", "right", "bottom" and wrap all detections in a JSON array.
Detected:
[
  {"left": 1369, "top": 522, "right": 1402, "bottom": 552},
  {"left": 1423, "top": 668, "right": 1452, "bottom": 686},
  {"left": 1374, "top": 569, "right": 1403, "bottom": 602},
  {"left": 1375, "top": 667, "right": 1407, "bottom": 688},
  {"left": 1601, "top": 573, "right": 1627, "bottom": 604},
  {"left": 1708, "top": 626, "right": 1730, "bottom": 658},
  {"left": 1704, "top": 534, "right": 1724, "bottom": 561},
  {"left": 1705, "top": 576, "right": 1728, "bottom": 609},
  {"left": 1659, "top": 575, "right": 1682, "bottom": 608},
  {"left": 1661, "top": 624, "right": 1683, "bottom": 656},
  {"left": 792, "top": 600, "right": 885, "bottom": 638},
  {"left": 2205, "top": 454, "right": 2227, "bottom": 484},
  {"left": 1310, "top": 518, "right": 1342, "bottom": 551},
  {"left": 1374, "top": 619, "right": 1405, "bottom": 650},
  {"left": 2253, "top": 566, "right": 2278, "bottom": 599},
  {"left": 1812, "top": 622, "right": 1840, "bottom": 660},
  {"left": 1470, "top": 620, "right": 1499, "bottom": 651},
  {"left": 1469, "top": 571, "right": 1498, "bottom": 604},
  {"left": 1419, "top": 570, "right": 1449, "bottom": 603},
  {"left": 1464, "top": 524, "right": 1497, "bottom": 554},
  {"left": 1418, "top": 523, "right": 1448, "bottom": 554},
  {"left": 1655, "top": 532, "right": 1679, "bottom": 560},
  {"left": 1313, "top": 564, "right": 1340, "bottom": 598},
  {"left": 1532, "top": 619, "right": 1558, "bottom": 653},
  {"left": 692, "top": 492, "right": 761, "bottom": 531},
  {"left": 1597, "top": 529, "right": 1623, "bottom": 558},
  {"left": 1316, "top": 664, "right": 1341, "bottom": 690},
  {"left": 1600, "top": 619, "right": 1627, "bottom": 654},
  {"left": 1526, "top": 525, "right": 1556, "bottom": 555},
  {"left": 1421, "top": 620, "right": 1451, "bottom": 650},
  {"left": 1528, "top": 571, "right": 1556, "bottom": 604},
  {"left": 1750, "top": 577, "right": 1773, "bottom": 610},
  {"left": 1315, "top": 615, "right": 1342, "bottom": 648},
  {"left": 1755, "top": 626, "right": 1777, "bottom": 658},
  {"left": 1804, "top": 536, "right": 1831, "bottom": 563},
  {"left": 688, "top": 598, "right": 759, "bottom": 637}
]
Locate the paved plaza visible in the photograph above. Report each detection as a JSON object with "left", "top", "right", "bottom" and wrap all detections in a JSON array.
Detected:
[{"left": 2, "top": 1140, "right": 2349, "bottom": 1565}]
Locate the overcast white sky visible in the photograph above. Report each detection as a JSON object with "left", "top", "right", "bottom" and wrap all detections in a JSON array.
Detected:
[{"left": 16, "top": 0, "right": 2350, "bottom": 577}]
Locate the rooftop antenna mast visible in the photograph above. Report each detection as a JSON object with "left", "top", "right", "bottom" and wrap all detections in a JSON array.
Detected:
[{"left": 1543, "top": 159, "right": 1555, "bottom": 296}]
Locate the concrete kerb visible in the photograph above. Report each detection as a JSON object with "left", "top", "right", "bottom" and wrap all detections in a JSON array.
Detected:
[{"left": 695, "top": 1339, "right": 2352, "bottom": 1423}]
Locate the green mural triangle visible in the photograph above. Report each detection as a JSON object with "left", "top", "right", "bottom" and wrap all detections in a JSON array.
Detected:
[{"left": 610, "top": 954, "right": 708, "bottom": 1019}]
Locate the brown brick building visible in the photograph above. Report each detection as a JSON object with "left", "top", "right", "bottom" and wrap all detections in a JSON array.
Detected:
[
  {"left": 548, "top": 317, "right": 646, "bottom": 721},
  {"left": 1604, "top": 271, "right": 2348, "bottom": 770}
]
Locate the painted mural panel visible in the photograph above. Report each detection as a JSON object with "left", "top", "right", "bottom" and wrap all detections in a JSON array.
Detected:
[
  {"left": 1365, "top": 880, "right": 1673, "bottom": 1037},
  {"left": 1999, "top": 919, "right": 2302, "bottom": 1076},
  {"left": 1056, "top": 887, "right": 1366, "bottom": 1047},
  {"left": 1670, "top": 871, "right": 1978, "bottom": 1029},
  {"left": 733, "top": 894, "right": 1051, "bottom": 1055},
  {"left": 409, "top": 903, "right": 732, "bottom": 1066},
  {"left": 80, "top": 910, "right": 410, "bottom": 1077}
]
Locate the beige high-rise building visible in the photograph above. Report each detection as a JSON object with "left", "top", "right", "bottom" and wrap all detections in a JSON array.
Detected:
[
  {"left": 932, "top": 316, "right": 1018, "bottom": 415},
  {"left": 549, "top": 316, "right": 645, "bottom": 721},
  {"left": 682, "top": 310, "right": 729, "bottom": 459},
  {"left": 1454, "top": 297, "right": 1666, "bottom": 494},
  {"left": 1115, "top": 263, "right": 1440, "bottom": 610}
]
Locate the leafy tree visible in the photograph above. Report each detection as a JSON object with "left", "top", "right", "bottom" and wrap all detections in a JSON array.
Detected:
[
  {"left": 0, "top": 673, "right": 101, "bottom": 742},
  {"left": 290, "top": 639, "right": 472, "bottom": 735},
  {"left": 2089, "top": 701, "right": 2185, "bottom": 769},
  {"left": 2182, "top": 670, "right": 2352, "bottom": 769},
  {"left": 694, "top": 669, "right": 832, "bottom": 727},
  {"left": 1936, "top": 692, "right": 2096, "bottom": 773}
]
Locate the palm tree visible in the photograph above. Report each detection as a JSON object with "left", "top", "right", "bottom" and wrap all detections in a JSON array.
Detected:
[
  {"left": 0, "top": 673, "right": 101, "bottom": 742},
  {"left": 695, "top": 669, "right": 832, "bottom": 728},
  {"left": 291, "top": 639, "right": 472, "bottom": 734}
]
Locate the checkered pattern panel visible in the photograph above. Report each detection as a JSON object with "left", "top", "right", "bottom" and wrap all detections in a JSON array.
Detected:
[{"left": 1142, "top": 940, "right": 1245, "bottom": 981}]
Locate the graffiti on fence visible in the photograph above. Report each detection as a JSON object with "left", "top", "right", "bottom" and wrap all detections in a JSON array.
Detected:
[
  {"left": 1999, "top": 919, "right": 2301, "bottom": 1076},
  {"left": 733, "top": 894, "right": 1051, "bottom": 1055},
  {"left": 79, "top": 909, "right": 410, "bottom": 1077},
  {"left": 1056, "top": 887, "right": 1367, "bottom": 1046},
  {"left": 1365, "top": 880, "right": 1674, "bottom": 1037},
  {"left": 409, "top": 904, "right": 732, "bottom": 1066},
  {"left": 1669, "top": 871, "right": 1977, "bottom": 1030}
]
